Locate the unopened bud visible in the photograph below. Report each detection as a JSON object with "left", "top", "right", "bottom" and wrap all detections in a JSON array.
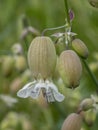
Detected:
[
  {"left": 84, "top": 109, "right": 96, "bottom": 126},
  {"left": 61, "top": 113, "right": 82, "bottom": 130},
  {"left": 72, "top": 39, "right": 89, "bottom": 59},
  {"left": 58, "top": 50, "right": 82, "bottom": 88},
  {"left": 79, "top": 98, "right": 94, "bottom": 111}
]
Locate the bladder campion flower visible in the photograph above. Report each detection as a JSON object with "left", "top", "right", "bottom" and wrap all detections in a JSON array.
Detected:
[
  {"left": 61, "top": 113, "right": 82, "bottom": 130},
  {"left": 17, "top": 36, "right": 64, "bottom": 102},
  {"left": 58, "top": 50, "right": 82, "bottom": 88}
]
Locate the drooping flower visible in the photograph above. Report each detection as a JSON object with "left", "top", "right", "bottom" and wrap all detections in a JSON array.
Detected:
[
  {"left": 17, "top": 36, "right": 65, "bottom": 102},
  {"left": 61, "top": 113, "right": 82, "bottom": 130},
  {"left": 58, "top": 50, "right": 82, "bottom": 88}
]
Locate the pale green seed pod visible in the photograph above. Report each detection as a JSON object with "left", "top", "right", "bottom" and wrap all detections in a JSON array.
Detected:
[
  {"left": 2, "top": 56, "right": 15, "bottom": 76},
  {"left": 58, "top": 50, "right": 82, "bottom": 88},
  {"left": 61, "top": 113, "right": 82, "bottom": 130},
  {"left": 15, "top": 55, "right": 27, "bottom": 72},
  {"left": 72, "top": 39, "right": 89, "bottom": 59},
  {"left": 84, "top": 109, "right": 96, "bottom": 126},
  {"left": 79, "top": 98, "right": 94, "bottom": 111},
  {"left": 28, "top": 36, "right": 57, "bottom": 79}
]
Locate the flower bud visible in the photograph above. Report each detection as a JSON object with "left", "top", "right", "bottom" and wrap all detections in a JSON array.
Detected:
[
  {"left": 72, "top": 39, "right": 89, "bottom": 59},
  {"left": 79, "top": 98, "right": 94, "bottom": 111},
  {"left": 61, "top": 113, "right": 82, "bottom": 130},
  {"left": 2, "top": 56, "right": 15, "bottom": 76},
  {"left": 84, "top": 109, "right": 96, "bottom": 126},
  {"left": 58, "top": 50, "right": 82, "bottom": 88},
  {"left": 28, "top": 36, "right": 57, "bottom": 79}
]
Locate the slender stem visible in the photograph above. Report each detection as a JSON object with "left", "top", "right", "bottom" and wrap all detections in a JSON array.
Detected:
[
  {"left": 82, "top": 60, "right": 98, "bottom": 88},
  {"left": 41, "top": 0, "right": 70, "bottom": 36},
  {"left": 64, "top": 0, "right": 70, "bottom": 24},
  {"left": 22, "top": 15, "right": 29, "bottom": 28},
  {"left": 64, "top": 0, "right": 71, "bottom": 50},
  {"left": 24, "top": 38, "right": 29, "bottom": 51},
  {"left": 21, "top": 16, "right": 29, "bottom": 51},
  {"left": 42, "top": 25, "right": 66, "bottom": 36}
]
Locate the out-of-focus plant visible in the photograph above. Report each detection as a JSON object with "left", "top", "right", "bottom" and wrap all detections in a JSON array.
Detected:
[{"left": 0, "top": 0, "right": 98, "bottom": 130}]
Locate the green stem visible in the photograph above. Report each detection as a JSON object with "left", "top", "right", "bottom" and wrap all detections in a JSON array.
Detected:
[
  {"left": 24, "top": 38, "right": 29, "bottom": 51},
  {"left": 22, "top": 15, "right": 29, "bottom": 28},
  {"left": 41, "top": 0, "right": 70, "bottom": 36},
  {"left": 82, "top": 60, "right": 98, "bottom": 88},
  {"left": 64, "top": 0, "right": 70, "bottom": 24},
  {"left": 41, "top": 24, "right": 66, "bottom": 36},
  {"left": 64, "top": 0, "right": 71, "bottom": 50}
]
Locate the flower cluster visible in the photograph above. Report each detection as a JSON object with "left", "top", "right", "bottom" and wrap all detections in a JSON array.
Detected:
[{"left": 17, "top": 34, "right": 89, "bottom": 102}]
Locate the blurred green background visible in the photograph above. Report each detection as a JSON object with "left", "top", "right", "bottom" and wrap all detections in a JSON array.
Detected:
[{"left": 0, "top": 0, "right": 98, "bottom": 130}]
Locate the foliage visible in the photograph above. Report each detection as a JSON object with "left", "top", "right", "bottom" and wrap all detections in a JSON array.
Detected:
[{"left": 0, "top": 0, "right": 98, "bottom": 130}]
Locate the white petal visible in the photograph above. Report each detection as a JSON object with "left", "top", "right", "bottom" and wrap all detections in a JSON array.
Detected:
[
  {"left": 29, "top": 86, "right": 40, "bottom": 99},
  {"left": 51, "top": 33, "right": 64, "bottom": 38},
  {"left": 34, "top": 82, "right": 46, "bottom": 90},
  {"left": 67, "top": 32, "right": 77, "bottom": 36},
  {"left": 46, "top": 82, "right": 65, "bottom": 102},
  {"left": 29, "top": 82, "right": 45, "bottom": 99},
  {"left": 53, "top": 91, "right": 65, "bottom": 102},
  {"left": 17, "top": 82, "right": 35, "bottom": 98},
  {"left": 46, "top": 82, "right": 58, "bottom": 91}
]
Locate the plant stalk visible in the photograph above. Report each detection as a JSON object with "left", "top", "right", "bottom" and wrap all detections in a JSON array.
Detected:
[
  {"left": 64, "top": 0, "right": 70, "bottom": 24},
  {"left": 82, "top": 60, "right": 98, "bottom": 88}
]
